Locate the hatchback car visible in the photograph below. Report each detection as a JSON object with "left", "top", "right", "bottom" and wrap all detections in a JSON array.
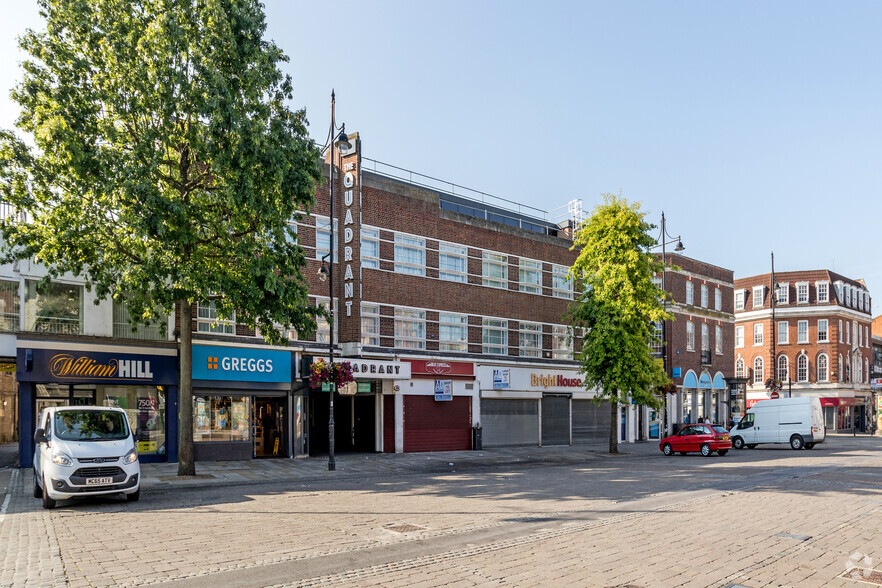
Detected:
[{"left": 659, "top": 424, "right": 732, "bottom": 457}]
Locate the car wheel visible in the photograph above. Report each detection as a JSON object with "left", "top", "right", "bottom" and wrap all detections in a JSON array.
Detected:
[
  {"left": 662, "top": 443, "right": 674, "bottom": 456},
  {"left": 790, "top": 435, "right": 804, "bottom": 450},
  {"left": 717, "top": 449, "right": 728, "bottom": 456},
  {"left": 33, "top": 472, "right": 41, "bottom": 498},
  {"left": 126, "top": 489, "right": 140, "bottom": 502},
  {"left": 805, "top": 443, "right": 815, "bottom": 449},
  {"left": 41, "top": 476, "right": 56, "bottom": 510},
  {"left": 732, "top": 436, "right": 745, "bottom": 450},
  {"left": 700, "top": 443, "right": 712, "bottom": 457},
  {"left": 747, "top": 444, "right": 757, "bottom": 449}
]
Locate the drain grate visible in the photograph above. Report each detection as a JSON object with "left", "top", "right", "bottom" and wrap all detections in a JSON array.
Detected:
[
  {"left": 841, "top": 568, "right": 882, "bottom": 585},
  {"left": 384, "top": 524, "right": 425, "bottom": 533}
]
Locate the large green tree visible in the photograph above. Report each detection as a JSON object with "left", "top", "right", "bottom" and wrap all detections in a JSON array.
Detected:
[
  {"left": 569, "top": 195, "right": 671, "bottom": 453},
  {"left": 0, "top": 0, "right": 323, "bottom": 475}
]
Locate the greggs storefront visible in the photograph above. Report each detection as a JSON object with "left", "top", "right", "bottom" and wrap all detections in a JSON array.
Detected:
[{"left": 17, "top": 340, "right": 179, "bottom": 467}]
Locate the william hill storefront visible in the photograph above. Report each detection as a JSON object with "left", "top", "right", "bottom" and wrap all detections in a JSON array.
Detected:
[{"left": 17, "top": 340, "right": 178, "bottom": 468}]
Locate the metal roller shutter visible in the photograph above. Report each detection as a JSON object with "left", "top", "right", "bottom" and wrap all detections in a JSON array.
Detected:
[
  {"left": 541, "top": 396, "right": 570, "bottom": 446},
  {"left": 572, "top": 399, "right": 612, "bottom": 444},
  {"left": 482, "top": 398, "right": 539, "bottom": 447},
  {"left": 403, "top": 395, "right": 472, "bottom": 452}
]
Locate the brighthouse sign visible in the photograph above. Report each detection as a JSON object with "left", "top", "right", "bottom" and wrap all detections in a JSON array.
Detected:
[{"left": 192, "top": 345, "right": 291, "bottom": 383}]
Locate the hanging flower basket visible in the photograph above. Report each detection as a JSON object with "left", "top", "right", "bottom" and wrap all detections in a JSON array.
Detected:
[
  {"left": 656, "top": 383, "right": 678, "bottom": 395},
  {"left": 764, "top": 378, "right": 783, "bottom": 392},
  {"left": 309, "top": 359, "right": 355, "bottom": 389}
]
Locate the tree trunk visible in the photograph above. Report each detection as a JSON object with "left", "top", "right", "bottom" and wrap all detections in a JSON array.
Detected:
[
  {"left": 609, "top": 398, "right": 619, "bottom": 454},
  {"left": 177, "top": 300, "right": 196, "bottom": 476}
]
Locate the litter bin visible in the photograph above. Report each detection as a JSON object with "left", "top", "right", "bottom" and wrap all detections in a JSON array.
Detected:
[{"left": 472, "top": 425, "right": 482, "bottom": 450}]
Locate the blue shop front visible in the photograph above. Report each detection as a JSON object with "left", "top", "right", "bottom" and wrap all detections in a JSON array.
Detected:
[{"left": 17, "top": 340, "right": 178, "bottom": 468}]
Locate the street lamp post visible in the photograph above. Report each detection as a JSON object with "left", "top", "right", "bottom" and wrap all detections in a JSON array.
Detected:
[
  {"left": 317, "top": 90, "right": 351, "bottom": 472},
  {"left": 656, "top": 212, "right": 684, "bottom": 436}
]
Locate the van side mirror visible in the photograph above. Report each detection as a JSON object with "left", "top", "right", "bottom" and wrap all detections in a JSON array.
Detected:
[{"left": 34, "top": 428, "right": 48, "bottom": 444}]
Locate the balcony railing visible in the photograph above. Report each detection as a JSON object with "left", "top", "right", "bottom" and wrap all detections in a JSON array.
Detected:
[
  {"left": 29, "top": 316, "right": 83, "bottom": 335},
  {"left": 113, "top": 322, "right": 164, "bottom": 340},
  {"left": 0, "top": 314, "right": 19, "bottom": 333}
]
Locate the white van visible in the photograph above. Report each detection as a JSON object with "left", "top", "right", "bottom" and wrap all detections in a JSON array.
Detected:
[
  {"left": 33, "top": 406, "right": 141, "bottom": 509},
  {"left": 729, "top": 397, "right": 825, "bottom": 450}
]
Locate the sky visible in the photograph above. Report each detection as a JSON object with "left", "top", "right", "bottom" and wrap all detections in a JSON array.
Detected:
[{"left": 1, "top": 1, "right": 880, "bottom": 306}]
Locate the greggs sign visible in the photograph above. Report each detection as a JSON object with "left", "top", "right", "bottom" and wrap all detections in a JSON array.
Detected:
[{"left": 531, "top": 373, "right": 583, "bottom": 389}]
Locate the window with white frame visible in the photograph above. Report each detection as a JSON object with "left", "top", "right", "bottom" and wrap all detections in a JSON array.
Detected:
[
  {"left": 797, "top": 354, "right": 808, "bottom": 382},
  {"left": 650, "top": 321, "right": 663, "bottom": 354},
  {"left": 482, "top": 252, "right": 508, "bottom": 289},
  {"left": 393, "top": 234, "right": 426, "bottom": 276},
  {"left": 197, "top": 299, "right": 235, "bottom": 335},
  {"left": 796, "top": 282, "right": 809, "bottom": 304},
  {"left": 519, "top": 322, "right": 542, "bottom": 357},
  {"left": 817, "top": 353, "right": 828, "bottom": 382},
  {"left": 752, "top": 286, "right": 764, "bottom": 308},
  {"left": 816, "top": 281, "right": 829, "bottom": 303},
  {"left": 438, "top": 242, "right": 468, "bottom": 283},
  {"left": 846, "top": 321, "right": 850, "bottom": 344},
  {"left": 686, "top": 281, "right": 694, "bottom": 305},
  {"left": 715, "top": 325, "right": 723, "bottom": 354},
  {"left": 438, "top": 312, "right": 468, "bottom": 352},
  {"left": 700, "top": 284, "right": 708, "bottom": 308},
  {"left": 394, "top": 308, "right": 426, "bottom": 349},
  {"left": 314, "top": 297, "right": 338, "bottom": 344},
  {"left": 361, "top": 303, "right": 380, "bottom": 346},
  {"left": 686, "top": 320, "right": 695, "bottom": 351},
  {"left": 360, "top": 227, "right": 380, "bottom": 269},
  {"left": 839, "top": 354, "right": 844, "bottom": 382},
  {"left": 518, "top": 259, "right": 542, "bottom": 294},
  {"left": 858, "top": 323, "right": 863, "bottom": 347},
  {"left": 552, "top": 264, "right": 573, "bottom": 299},
  {"left": 839, "top": 319, "right": 843, "bottom": 342},
  {"left": 817, "top": 319, "right": 828, "bottom": 342},
  {"left": 552, "top": 325, "right": 573, "bottom": 360},
  {"left": 777, "top": 321, "right": 788, "bottom": 344},
  {"left": 735, "top": 325, "right": 744, "bottom": 348},
  {"left": 754, "top": 323, "right": 763, "bottom": 345},
  {"left": 714, "top": 288, "right": 722, "bottom": 311},
  {"left": 701, "top": 323, "right": 709, "bottom": 352},
  {"left": 777, "top": 355, "right": 789, "bottom": 382},
  {"left": 285, "top": 217, "right": 299, "bottom": 244},
  {"left": 776, "top": 283, "right": 789, "bottom": 304},
  {"left": 735, "top": 357, "right": 745, "bottom": 378},
  {"left": 859, "top": 290, "right": 864, "bottom": 311},
  {"left": 315, "top": 217, "right": 338, "bottom": 262},
  {"left": 797, "top": 320, "right": 808, "bottom": 344},
  {"left": 482, "top": 318, "right": 508, "bottom": 354},
  {"left": 753, "top": 357, "right": 763, "bottom": 384},
  {"left": 734, "top": 290, "right": 745, "bottom": 311},
  {"left": 652, "top": 275, "right": 663, "bottom": 290}
]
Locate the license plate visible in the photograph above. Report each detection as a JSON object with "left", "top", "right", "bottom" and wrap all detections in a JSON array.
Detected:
[
  {"left": 723, "top": 435, "right": 729, "bottom": 441},
  {"left": 85, "top": 477, "right": 113, "bottom": 485}
]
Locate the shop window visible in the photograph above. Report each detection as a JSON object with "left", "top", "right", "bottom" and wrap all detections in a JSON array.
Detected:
[
  {"left": 519, "top": 322, "right": 542, "bottom": 357},
  {"left": 438, "top": 312, "right": 468, "bottom": 352},
  {"left": 552, "top": 325, "right": 573, "bottom": 360},
  {"left": 482, "top": 318, "right": 508, "bottom": 355},
  {"left": 113, "top": 299, "right": 166, "bottom": 340},
  {"left": 361, "top": 303, "right": 380, "bottom": 346},
  {"left": 24, "top": 279, "right": 83, "bottom": 335},
  {"left": 394, "top": 307, "right": 426, "bottom": 349},
  {"left": 0, "top": 280, "right": 19, "bottom": 332},
  {"left": 482, "top": 252, "right": 508, "bottom": 289},
  {"left": 361, "top": 227, "right": 380, "bottom": 269},
  {"left": 518, "top": 258, "right": 542, "bottom": 294},
  {"left": 197, "top": 299, "right": 235, "bottom": 335},
  {"left": 193, "top": 395, "right": 250, "bottom": 442},
  {"left": 552, "top": 264, "right": 573, "bottom": 299},
  {"left": 438, "top": 242, "right": 467, "bottom": 283},
  {"left": 393, "top": 233, "right": 426, "bottom": 276}
]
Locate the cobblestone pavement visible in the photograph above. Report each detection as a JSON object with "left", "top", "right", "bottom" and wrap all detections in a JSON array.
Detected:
[{"left": 1, "top": 435, "right": 880, "bottom": 587}]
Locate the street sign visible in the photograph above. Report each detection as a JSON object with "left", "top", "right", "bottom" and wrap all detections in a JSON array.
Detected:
[
  {"left": 770, "top": 391, "right": 779, "bottom": 399},
  {"left": 338, "top": 381, "right": 357, "bottom": 396}
]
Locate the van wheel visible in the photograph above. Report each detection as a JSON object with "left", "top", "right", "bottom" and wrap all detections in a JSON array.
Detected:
[
  {"left": 33, "top": 472, "right": 41, "bottom": 498},
  {"left": 732, "top": 437, "right": 745, "bottom": 450},
  {"left": 790, "top": 435, "right": 804, "bottom": 450},
  {"left": 700, "top": 443, "right": 712, "bottom": 457},
  {"left": 126, "top": 489, "right": 140, "bottom": 502},
  {"left": 662, "top": 443, "right": 674, "bottom": 456},
  {"left": 805, "top": 443, "right": 815, "bottom": 449},
  {"left": 41, "top": 476, "right": 56, "bottom": 510}
]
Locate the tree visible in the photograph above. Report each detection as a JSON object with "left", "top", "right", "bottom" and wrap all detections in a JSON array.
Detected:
[
  {"left": 569, "top": 195, "right": 672, "bottom": 453},
  {"left": 0, "top": 0, "right": 323, "bottom": 475}
]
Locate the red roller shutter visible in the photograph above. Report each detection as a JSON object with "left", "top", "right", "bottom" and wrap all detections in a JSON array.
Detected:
[
  {"left": 383, "top": 395, "right": 395, "bottom": 453},
  {"left": 403, "top": 395, "right": 472, "bottom": 452}
]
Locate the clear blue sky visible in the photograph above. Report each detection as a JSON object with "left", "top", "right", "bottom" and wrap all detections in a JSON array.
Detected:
[{"left": 2, "top": 1, "right": 880, "bottom": 305}]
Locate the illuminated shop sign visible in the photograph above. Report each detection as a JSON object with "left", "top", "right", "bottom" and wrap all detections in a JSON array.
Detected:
[
  {"left": 17, "top": 348, "right": 177, "bottom": 385},
  {"left": 192, "top": 345, "right": 291, "bottom": 383}
]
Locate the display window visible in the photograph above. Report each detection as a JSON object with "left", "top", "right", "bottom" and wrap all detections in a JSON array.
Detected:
[{"left": 193, "top": 395, "right": 250, "bottom": 442}]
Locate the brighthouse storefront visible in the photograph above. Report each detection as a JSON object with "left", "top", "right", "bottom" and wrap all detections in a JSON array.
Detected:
[
  {"left": 191, "top": 343, "right": 293, "bottom": 461},
  {"left": 17, "top": 341, "right": 178, "bottom": 468}
]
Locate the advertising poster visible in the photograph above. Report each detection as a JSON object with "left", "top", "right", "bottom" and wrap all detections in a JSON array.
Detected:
[
  {"left": 195, "top": 396, "right": 209, "bottom": 433},
  {"left": 434, "top": 379, "right": 453, "bottom": 401},
  {"left": 492, "top": 368, "right": 510, "bottom": 389}
]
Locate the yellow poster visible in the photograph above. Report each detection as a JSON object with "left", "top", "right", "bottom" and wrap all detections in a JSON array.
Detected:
[{"left": 137, "top": 441, "right": 157, "bottom": 453}]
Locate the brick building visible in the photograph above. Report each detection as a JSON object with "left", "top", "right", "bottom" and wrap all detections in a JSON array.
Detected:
[
  {"left": 653, "top": 253, "right": 735, "bottom": 433},
  {"left": 733, "top": 271, "right": 873, "bottom": 432}
]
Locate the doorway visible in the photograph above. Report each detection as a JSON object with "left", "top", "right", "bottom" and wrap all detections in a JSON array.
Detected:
[
  {"left": 308, "top": 390, "right": 376, "bottom": 454},
  {"left": 253, "top": 397, "right": 286, "bottom": 458}
]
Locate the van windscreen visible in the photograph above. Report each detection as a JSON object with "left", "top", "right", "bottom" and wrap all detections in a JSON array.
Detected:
[{"left": 54, "top": 411, "right": 129, "bottom": 441}]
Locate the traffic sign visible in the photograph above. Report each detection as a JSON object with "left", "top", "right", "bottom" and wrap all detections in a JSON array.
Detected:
[{"left": 770, "top": 391, "right": 779, "bottom": 399}]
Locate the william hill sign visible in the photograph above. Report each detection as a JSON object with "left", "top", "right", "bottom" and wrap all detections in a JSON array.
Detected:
[{"left": 18, "top": 347, "right": 177, "bottom": 385}]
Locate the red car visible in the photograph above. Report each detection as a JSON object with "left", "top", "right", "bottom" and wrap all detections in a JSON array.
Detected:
[{"left": 659, "top": 424, "right": 732, "bottom": 457}]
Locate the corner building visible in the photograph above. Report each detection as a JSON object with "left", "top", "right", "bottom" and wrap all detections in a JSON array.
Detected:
[{"left": 733, "top": 270, "right": 873, "bottom": 432}]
